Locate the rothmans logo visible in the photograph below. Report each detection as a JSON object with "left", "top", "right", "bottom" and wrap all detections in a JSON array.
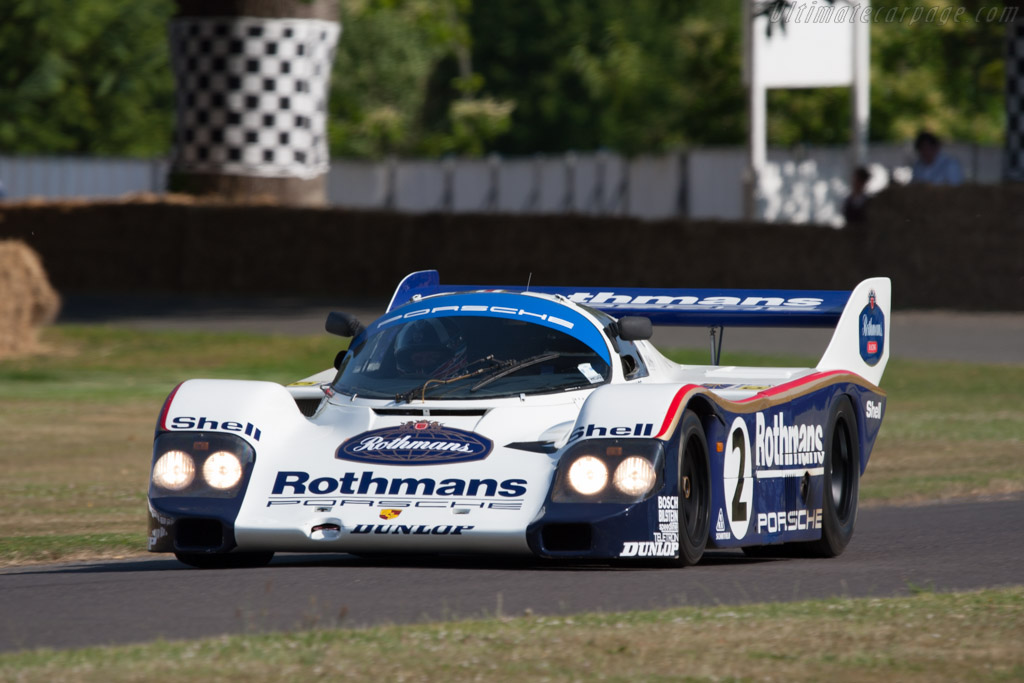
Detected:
[
  {"left": 859, "top": 289, "right": 885, "bottom": 366},
  {"left": 337, "top": 421, "right": 493, "bottom": 465},
  {"left": 565, "top": 292, "right": 825, "bottom": 308}
]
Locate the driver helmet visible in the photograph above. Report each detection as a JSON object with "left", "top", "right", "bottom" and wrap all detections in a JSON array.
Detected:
[{"left": 394, "top": 318, "right": 467, "bottom": 378}]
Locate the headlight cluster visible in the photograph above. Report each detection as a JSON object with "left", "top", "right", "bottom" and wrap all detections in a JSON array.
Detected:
[
  {"left": 150, "top": 433, "right": 254, "bottom": 498},
  {"left": 555, "top": 440, "right": 664, "bottom": 503}
]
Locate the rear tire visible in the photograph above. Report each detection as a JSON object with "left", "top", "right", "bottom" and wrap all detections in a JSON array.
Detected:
[
  {"left": 174, "top": 551, "right": 275, "bottom": 569},
  {"left": 676, "top": 411, "right": 711, "bottom": 566},
  {"left": 794, "top": 396, "right": 860, "bottom": 558}
]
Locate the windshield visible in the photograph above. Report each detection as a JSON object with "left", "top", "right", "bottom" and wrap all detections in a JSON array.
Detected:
[{"left": 333, "top": 315, "right": 611, "bottom": 400}]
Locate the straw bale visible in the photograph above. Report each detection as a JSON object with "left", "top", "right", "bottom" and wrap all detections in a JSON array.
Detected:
[{"left": 0, "top": 240, "right": 61, "bottom": 358}]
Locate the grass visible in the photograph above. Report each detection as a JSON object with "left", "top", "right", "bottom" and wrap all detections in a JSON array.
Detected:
[
  {"left": 0, "top": 326, "right": 341, "bottom": 566},
  {"left": 0, "top": 327, "right": 1022, "bottom": 566},
  {"left": 0, "top": 587, "right": 1021, "bottom": 681}
]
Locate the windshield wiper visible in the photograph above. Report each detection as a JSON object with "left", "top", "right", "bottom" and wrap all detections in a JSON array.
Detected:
[
  {"left": 469, "top": 352, "right": 562, "bottom": 393},
  {"left": 394, "top": 355, "right": 503, "bottom": 404}
]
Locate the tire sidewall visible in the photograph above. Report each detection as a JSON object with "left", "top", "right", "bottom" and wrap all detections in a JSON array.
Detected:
[
  {"left": 677, "top": 411, "right": 711, "bottom": 566},
  {"left": 820, "top": 396, "right": 860, "bottom": 556}
]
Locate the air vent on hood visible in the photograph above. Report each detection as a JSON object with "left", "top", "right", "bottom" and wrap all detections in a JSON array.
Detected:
[
  {"left": 372, "top": 408, "right": 488, "bottom": 417},
  {"left": 295, "top": 398, "right": 321, "bottom": 417}
]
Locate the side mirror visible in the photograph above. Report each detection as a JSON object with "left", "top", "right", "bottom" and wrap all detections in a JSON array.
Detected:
[
  {"left": 618, "top": 316, "right": 653, "bottom": 342},
  {"left": 326, "top": 312, "right": 366, "bottom": 338}
]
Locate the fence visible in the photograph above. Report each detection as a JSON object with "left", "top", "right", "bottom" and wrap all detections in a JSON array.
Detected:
[
  {"left": 0, "top": 157, "right": 169, "bottom": 202},
  {"left": 0, "top": 143, "right": 1003, "bottom": 225}
]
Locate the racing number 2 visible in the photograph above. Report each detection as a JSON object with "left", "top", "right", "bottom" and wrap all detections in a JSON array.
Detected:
[
  {"left": 723, "top": 417, "right": 754, "bottom": 540},
  {"left": 731, "top": 429, "right": 747, "bottom": 522}
]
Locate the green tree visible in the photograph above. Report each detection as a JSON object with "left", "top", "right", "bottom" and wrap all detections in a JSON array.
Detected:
[
  {"left": 0, "top": 0, "right": 175, "bottom": 155},
  {"left": 869, "top": 0, "right": 1005, "bottom": 145},
  {"left": 466, "top": 0, "right": 746, "bottom": 155},
  {"left": 329, "top": 0, "right": 514, "bottom": 158},
  {"left": 329, "top": 1, "right": 445, "bottom": 157}
]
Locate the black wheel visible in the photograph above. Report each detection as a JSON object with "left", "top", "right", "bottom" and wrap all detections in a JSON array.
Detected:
[
  {"left": 797, "top": 396, "right": 860, "bottom": 558},
  {"left": 676, "top": 411, "right": 711, "bottom": 566},
  {"left": 174, "top": 551, "right": 275, "bottom": 569}
]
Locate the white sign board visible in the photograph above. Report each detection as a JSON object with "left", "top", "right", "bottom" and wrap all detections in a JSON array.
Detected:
[
  {"left": 747, "top": 0, "right": 866, "bottom": 89},
  {"left": 743, "top": 0, "right": 870, "bottom": 220}
]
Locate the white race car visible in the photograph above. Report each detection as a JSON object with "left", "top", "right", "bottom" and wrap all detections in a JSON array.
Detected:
[{"left": 148, "top": 270, "right": 889, "bottom": 568}]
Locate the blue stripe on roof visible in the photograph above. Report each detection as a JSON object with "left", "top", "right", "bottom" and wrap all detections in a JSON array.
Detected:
[{"left": 375, "top": 291, "right": 611, "bottom": 363}]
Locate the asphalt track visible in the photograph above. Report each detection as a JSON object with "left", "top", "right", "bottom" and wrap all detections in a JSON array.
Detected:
[
  {"left": 2, "top": 497, "right": 1023, "bottom": 653},
  {"left": 0, "top": 297, "right": 1018, "bottom": 653}
]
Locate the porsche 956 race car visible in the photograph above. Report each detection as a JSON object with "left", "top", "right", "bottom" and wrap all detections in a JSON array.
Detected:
[{"left": 148, "top": 270, "right": 890, "bottom": 569}]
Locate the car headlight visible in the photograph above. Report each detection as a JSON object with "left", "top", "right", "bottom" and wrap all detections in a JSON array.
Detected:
[
  {"left": 150, "top": 432, "right": 255, "bottom": 498},
  {"left": 553, "top": 439, "right": 664, "bottom": 503},
  {"left": 203, "top": 451, "right": 243, "bottom": 490},
  {"left": 567, "top": 455, "right": 608, "bottom": 495},
  {"left": 613, "top": 456, "right": 657, "bottom": 496},
  {"left": 152, "top": 451, "right": 195, "bottom": 491}
]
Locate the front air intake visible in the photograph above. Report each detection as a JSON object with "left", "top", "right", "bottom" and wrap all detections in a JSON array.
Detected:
[
  {"left": 175, "top": 518, "right": 226, "bottom": 550},
  {"left": 541, "top": 523, "right": 593, "bottom": 552}
]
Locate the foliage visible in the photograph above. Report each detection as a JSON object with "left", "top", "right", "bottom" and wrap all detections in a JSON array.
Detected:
[
  {"left": 466, "top": 0, "right": 746, "bottom": 155},
  {"left": 340, "top": 0, "right": 1010, "bottom": 154},
  {"left": 0, "top": 0, "right": 176, "bottom": 156},
  {"left": 868, "top": 0, "right": 1007, "bottom": 145},
  {"left": 330, "top": 0, "right": 516, "bottom": 157},
  {"left": 0, "top": 0, "right": 1012, "bottom": 157},
  {"left": 328, "top": 1, "right": 443, "bottom": 157}
]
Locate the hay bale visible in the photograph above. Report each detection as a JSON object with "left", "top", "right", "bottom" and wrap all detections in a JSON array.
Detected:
[{"left": 0, "top": 240, "right": 61, "bottom": 358}]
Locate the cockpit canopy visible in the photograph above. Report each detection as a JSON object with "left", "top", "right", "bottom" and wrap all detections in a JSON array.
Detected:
[{"left": 332, "top": 294, "right": 613, "bottom": 400}]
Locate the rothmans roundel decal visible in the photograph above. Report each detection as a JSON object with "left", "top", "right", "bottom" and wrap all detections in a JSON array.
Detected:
[
  {"left": 858, "top": 289, "right": 885, "bottom": 367},
  {"left": 337, "top": 421, "right": 493, "bottom": 465}
]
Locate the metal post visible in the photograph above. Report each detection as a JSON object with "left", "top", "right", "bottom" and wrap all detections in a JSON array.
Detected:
[
  {"left": 851, "top": 0, "right": 871, "bottom": 169},
  {"left": 384, "top": 155, "right": 397, "bottom": 211},
  {"left": 563, "top": 151, "right": 577, "bottom": 213},
  {"left": 440, "top": 156, "right": 455, "bottom": 212},
  {"left": 524, "top": 154, "right": 543, "bottom": 212},
  {"left": 484, "top": 152, "right": 500, "bottom": 211},
  {"left": 744, "top": 0, "right": 766, "bottom": 221},
  {"left": 709, "top": 326, "right": 724, "bottom": 366}
]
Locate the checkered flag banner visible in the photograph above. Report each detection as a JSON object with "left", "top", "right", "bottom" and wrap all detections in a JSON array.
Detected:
[
  {"left": 1007, "top": 17, "right": 1024, "bottom": 181},
  {"left": 170, "top": 17, "right": 340, "bottom": 180}
]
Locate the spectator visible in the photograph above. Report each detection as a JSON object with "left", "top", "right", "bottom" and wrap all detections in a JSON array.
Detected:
[
  {"left": 911, "top": 130, "right": 964, "bottom": 185},
  {"left": 843, "top": 166, "right": 871, "bottom": 224}
]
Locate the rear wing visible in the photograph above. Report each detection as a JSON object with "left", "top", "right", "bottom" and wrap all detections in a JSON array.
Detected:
[{"left": 388, "top": 271, "right": 891, "bottom": 384}]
